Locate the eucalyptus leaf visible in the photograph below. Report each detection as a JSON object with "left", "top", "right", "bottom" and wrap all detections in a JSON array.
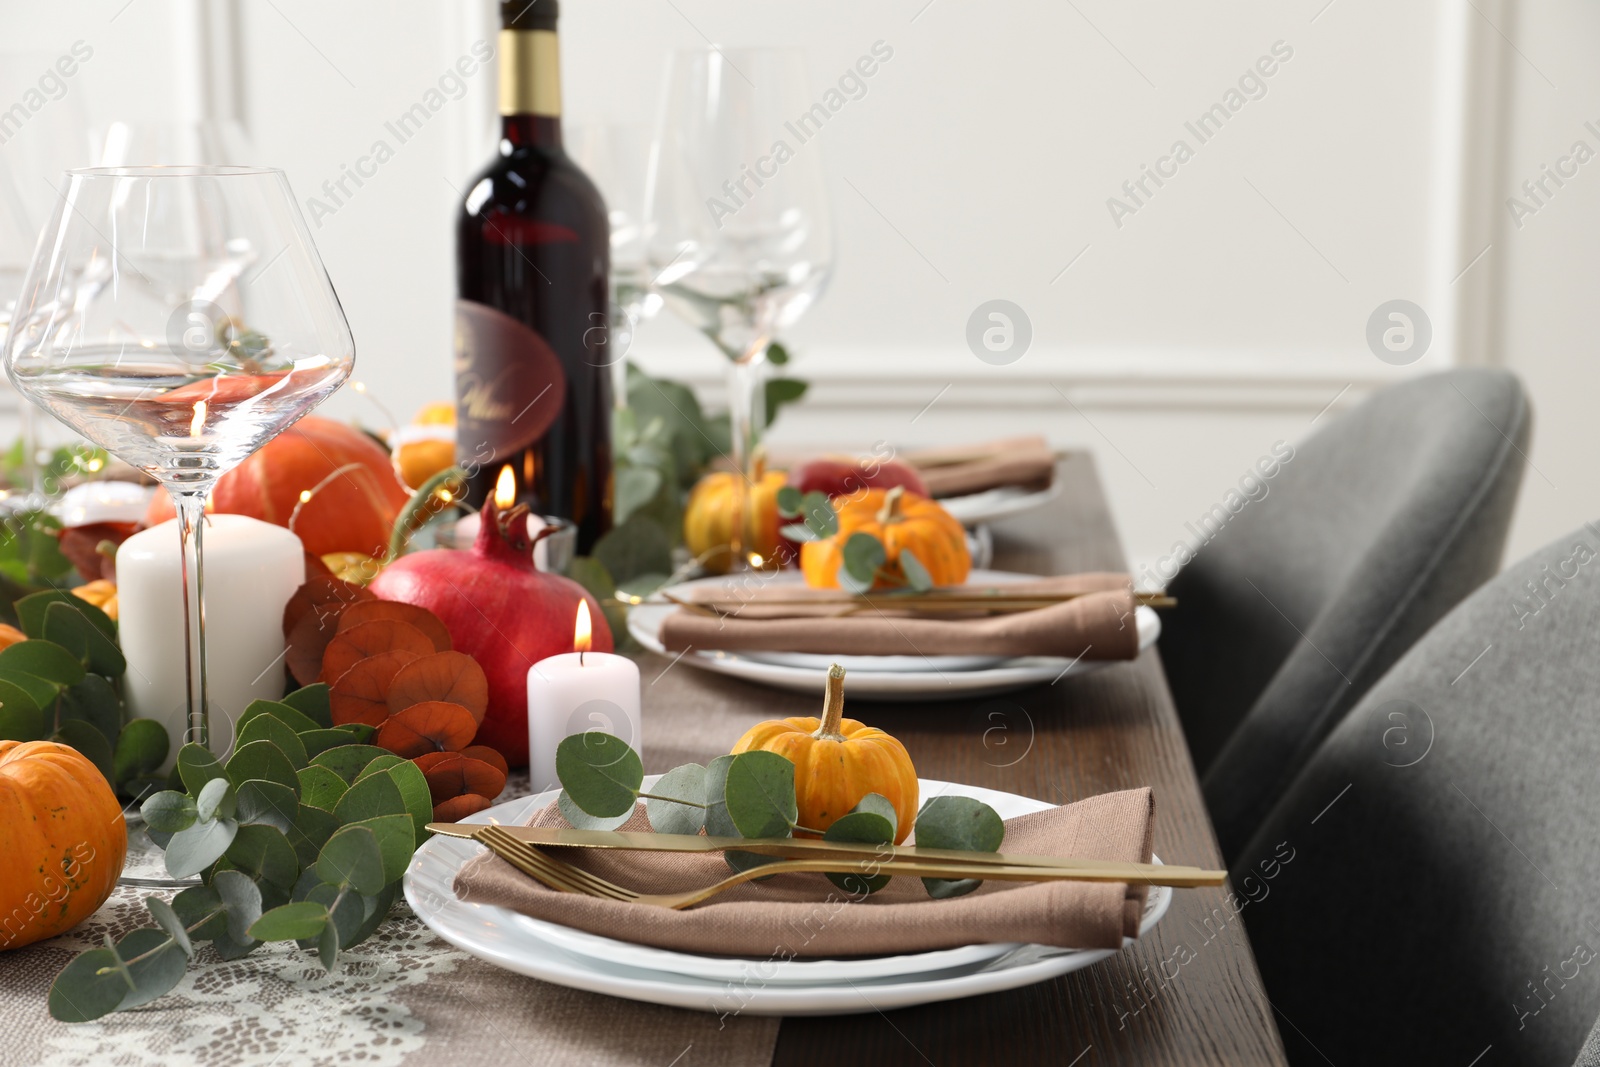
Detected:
[
  {"left": 195, "top": 777, "right": 235, "bottom": 822},
  {"left": 213, "top": 868, "right": 263, "bottom": 945},
  {"left": 800, "top": 492, "right": 838, "bottom": 539},
  {"left": 113, "top": 719, "right": 169, "bottom": 785},
  {"left": 114, "top": 928, "right": 189, "bottom": 1009},
  {"left": 914, "top": 795, "right": 1005, "bottom": 899},
  {"left": 171, "top": 884, "right": 228, "bottom": 941},
  {"left": 47, "top": 948, "right": 129, "bottom": 1022},
  {"left": 703, "top": 754, "right": 737, "bottom": 838},
  {"left": 291, "top": 804, "right": 341, "bottom": 870},
  {"left": 353, "top": 753, "right": 406, "bottom": 780},
  {"left": 822, "top": 802, "right": 897, "bottom": 895},
  {"left": 52, "top": 720, "right": 115, "bottom": 787},
  {"left": 309, "top": 744, "right": 390, "bottom": 784},
  {"left": 724, "top": 750, "right": 798, "bottom": 839},
  {"left": 235, "top": 779, "right": 299, "bottom": 834},
  {"left": 282, "top": 683, "right": 333, "bottom": 728},
  {"left": 346, "top": 882, "right": 398, "bottom": 948},
  {"left": 0, "top": 669, "right": 60, "bottom": 712},
  {"left": 238, "top": 698, "right": 321, "bottom": 735},
  {"left": 382, "top": 759, "right": 435, "bottom": 841},
  {"left": 141, "top": 790, "right": 198, "bottom": 834},
  {"left": 332, "top": 770, "right": 403, "bottom": 827},
  {"left": 778, "top": 523, "right": 820, "bottom": 543},
  {"left": 316, "top": 825, "right": 386, "bottom": 895},
  {"left": 235, "top": 713, "right": 310, "bottom": 768},
  {"left": 776, "top": 485, "right": 803, "bottom": 518},
  {"left": 58, "top": 674, "right": 120, "bottom": 746},
  {"left": 17, "top": 589, "right": 115, "bottom": 640},
  {"left": 0, "top": 681, "right": 44, "bottom": 741},
  {"left": 593, "top": 515, "right": 673, "bottom": 585},
  {"left": 164, "top": 816, "right": 237, "bottom": 878},
  {"left": 558, "top": 789, "right": 633, "bottom": 830},
  {"left": 226, "top": 740, "right": 301, "bottom": 797},
  {"left": 344, "top": 813, "right": 414, "bottom": 883},
  {"left": 209, "top": 929, "right": 260, "bottom": 961},
  {"left": 645, "top": 763, "right": 706, "bottom": 835},
  {"left": 317, "top": 917, "right": 340, "bottom": 972},
  {"left": 297, "top": 764, "right": 349, "bottom": 812},
  {"left": 555, "top": 732, "right": 643, "bottom": 818},
  {"left": 614, "top": 465, "right": 663, "bottom": 525},
  {"left": 0, "top": 638, "right": 85, "bottom": 686},
  {"left": 298, "top": 728, "right": 362, "bottom": 758},
  {"left": 176, "top": 743, "right": 228, "bottom": 795},
  {"left": 44, "top": 600, "right": 125, "bottom": 677},
  {"left": 840, "top": 532, "right": 886, "bottom": 584},
  {"left": 143, "top": 896, "right": 193, "bottom": 959},
  {"left": 898, "top": 549, "right": 933, "bottom": 592},
  {"left": 226, "top": 824, "right": 299, "bottom": 889},
  {"left": 248, "top": 901, "right": 329, "bottom": 942}
]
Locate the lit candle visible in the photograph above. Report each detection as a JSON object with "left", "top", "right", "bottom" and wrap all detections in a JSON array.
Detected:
[
  {"left": 452, "top": 463, "right": 551, "bottom": 563},
  {"left": 117, "top": 515, "right": 306, "bottom": 771},
  {"left": 526, "top": 599, "right": 642, "bottom": 795},
  {"left": 53, "top": 481, "right": 157, "bottom": 526}
]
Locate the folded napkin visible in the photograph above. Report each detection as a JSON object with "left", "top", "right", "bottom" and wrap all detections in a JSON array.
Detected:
[
  {"left": 452, "top": 787, "right": 1154, "bottom": 957},
  {"left": 657, "top": 573, "right": 1141, "bottom": 659},
  {"left": 906, "top": 435, "right": 1059, "bottom": 499}
]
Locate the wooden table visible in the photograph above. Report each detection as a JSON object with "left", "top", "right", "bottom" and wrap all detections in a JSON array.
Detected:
[{"left": 642, "top": 454, "right": 1289, "bottom": 1066}]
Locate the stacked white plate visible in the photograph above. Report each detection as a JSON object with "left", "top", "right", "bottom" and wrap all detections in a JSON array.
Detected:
[
  {"left": 629, "top": 570, "right": 1161, "bottom": 701},
  {"left": 404, "top": 777, "right": 1172, "bottom": 1016}
]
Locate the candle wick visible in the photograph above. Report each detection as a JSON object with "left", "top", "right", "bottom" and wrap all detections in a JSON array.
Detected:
[{"left": 580, "top": 650, "right": 585, "bottom": 667}]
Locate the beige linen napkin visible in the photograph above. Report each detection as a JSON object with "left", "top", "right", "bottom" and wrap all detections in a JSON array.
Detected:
[
  {"left": 453, "top": 787, "right": 1154, "bottom": 957},
  {"left": 906, "top": 435, "right": 1059, "bottom": 498},
  {"left": 657, "top": 573, "right": 1141, "bottom": 659}
]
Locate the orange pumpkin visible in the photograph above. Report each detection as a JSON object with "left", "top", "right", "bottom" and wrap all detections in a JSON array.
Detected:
[
  {"left": 146, "top": 416, "right": 410, "bottom": 558},
  {"left": 801, "top": 486, "right": 970, "bottom": 590},
  {"left": 683, "top": 468, "right": 788, "bottom": 573},
  {"left": 730, "top": 664, "right": 918, "bottom": 842},
  {"left": 0, "top": 741, "right": 127, "bottom": 951}
]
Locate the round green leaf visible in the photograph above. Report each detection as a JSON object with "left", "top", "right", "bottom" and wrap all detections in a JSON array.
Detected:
[
  {"left": 800, "top": 492, "right": 838, "bottom": 539},
  {"left": 115, "top": 928, "right": 188, "bottom": 1009},
  {"left": 48, "top": 948, "right": 129, "bottom": 1022},
  {"left": 309, "top": 744, "right": 391, "bottom": 784},
  {"left": 317, "top": 915, "right": 341, "bottom": 972},
  {"left": 344, "top": 813, "right": 414, "bottom": 883},
  {"left": 235, "top": 779, "right": 299, "bottom": 834},
  {"left": 381, "top": 759, "right": 435, "bottom": 841},
  {"left": 281, "top": 683, "right": 333, "bottom": 728},
  {"left": 317, "top": 825, "right": 386, "bottom": 895},
  {"left": 645, "top": 763, "right": 707, "bottom": 835},
  {"left": 114, "top": 719, "right": 170, "bottom": 784},
  {"left": 724, "top": 750, "right": 798, "bottom": 839},
  {"left": 332, "top": 771, "right": 403, "bottom": 827},
  {"left": 17, "top": 589, "right": 115, "bottom": 640},
  {"left": 775, "top": 485, "right": 803, "bottom": 517},
  {"left": 195, "top": 777, "right": 235, "bottom": 822},
  {"left": 238, "top": 698, "right": 321, "bottom": 735},
  {"left": 297, "top": 764, "right": 349, "bottom": 813},
  {"left": 226, "top": 740, "right": 301, "bottom": 798},
  {"left": 555, "top": 732, "right": 643, "bottom": 818},
  {"left": 226, "top": 824, "right": 299, "bottom": 890},
  {"left": 234, "top": 714, "right": 309, "bottom": 769},
  {"left": 59, "top": 674, "right": 120, "bottom": 743},
  {"left": 353, "top": 753, "right": 406, "bottom": 781},
  {"left": 822, "top": 802, "right": 897, "bottom": 895},
  {"left": 291, "top": 804, "right": 341, "bottom": 870},
  {"left": 44, "top": 599, "right": 125, "bottom": 678},
  {"left": 898, "top": 549, "right": 933, "bottom": 592},
  {"left": 165, "top": 817, "right": 238, "bottom": 878},
  {"left": 558, "top": 790, "right": 632, "bottom": 830},
  {"left": 915, "top": 795, "right": 1005, "bottom": 899},
  {"left": 0, "top": 669, "right": 60, "bottom": 711},
  {"left": 171, "top": 884, "right": 228, "bottom": 941},
  {"left": 143, "top": 896, "right": 194, "bottom": 958},
  {"left": 345, "top": 882, "right": 397, "bottom": 948},
  {"left": 0, "top": 639, "right": 85, "bottom": 685},
  {"left": 840, "top": 532, "right": 886, "bottom": 585},
  {"left": 141, "top": 790, "right": 198, "bottom": 834},
  {"left": 248, "top": 900, "right": 329, "bottom": 942},
  {"left": 52, "top": 719, "right": 115, "bottom": 788},
  {"left": 177, "top": 743, "right": 228, "bottom": 796},
  {"left": 0, "top": 681, "right": 44, "bottom": 741},
  {"left": 702, "top": 754, "right": 738, "bottom": 838}
]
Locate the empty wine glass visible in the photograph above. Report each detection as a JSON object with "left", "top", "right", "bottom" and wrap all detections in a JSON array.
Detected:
[
  {"left": 3, "top": 166, "right": 355, "bottom": 756},
  {"left": 645, "top": 47, "right": 833, "bottom": 571}
]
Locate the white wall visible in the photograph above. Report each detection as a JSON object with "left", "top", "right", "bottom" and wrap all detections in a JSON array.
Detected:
[{"left": 0, "top": 0, "right": 1583, "bottom": 571}]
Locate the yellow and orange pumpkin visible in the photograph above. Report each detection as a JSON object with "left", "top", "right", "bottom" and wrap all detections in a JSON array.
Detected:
[
  {"left": 731, "top": 664, "right": 918, "bottom": 842},
  {"left": 800, "top": 486, "right": 969, "bottom": 591},
  {"left": 146, "top": 416, "right": 410, "bottom": 559},
  {"left": 683, "top": 467, "right": 788, "bottom": 573},
  {"left": 0, "top": 741, "right": 126, "bottom": 951}
]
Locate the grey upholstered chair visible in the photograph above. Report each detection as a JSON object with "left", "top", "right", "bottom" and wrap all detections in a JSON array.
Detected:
[
  {"left": 1161, "top": 367, "right": 1529, "bottom": 859},
  {"left": 1233, "top": 523, "right": 1600, "bottom": 1066}
]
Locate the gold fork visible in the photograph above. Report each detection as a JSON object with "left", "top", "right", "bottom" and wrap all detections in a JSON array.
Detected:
[{"left": 474, "top": 825, "right": 1219, "bottom": 910}]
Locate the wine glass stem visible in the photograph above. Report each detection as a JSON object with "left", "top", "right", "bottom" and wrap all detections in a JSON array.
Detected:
[
  {"left": 172, "top": 491, "right": 211, "bottom": 751},
  {"left": 726, "top": 348, "right": 768, "bottom": 568}
]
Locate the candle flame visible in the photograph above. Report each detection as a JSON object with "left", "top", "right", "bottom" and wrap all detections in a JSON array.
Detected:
[
  {"left": 494, "top": 465, "right": 516, "bottom": 509},
  {"left": 574, "top": 598, "right": 592, "bottom": 654},
  {"left": 189, "top": 400, "right": 207, "bottom": 437}
]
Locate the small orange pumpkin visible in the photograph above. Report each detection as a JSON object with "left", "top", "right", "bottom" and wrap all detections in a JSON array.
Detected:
[
  {"left": 145, "top": 416, "right": 410, "bottom": 559},
  {"left": 0, "top": 741, "right": 127, "bottom": 951},
  {"left": 801, "top": 486, "right": 970, "bottom": 590},
  {"left": 683, "top": 467, "right": 788, "bottom": 573},
  {"left": 730, "top": 664, "right": 918, "bottom": 842}
]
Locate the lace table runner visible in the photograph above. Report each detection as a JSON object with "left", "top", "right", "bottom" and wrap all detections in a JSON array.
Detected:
[{"left": 3, "top": 774, "right": 779, "bottom": 1067}]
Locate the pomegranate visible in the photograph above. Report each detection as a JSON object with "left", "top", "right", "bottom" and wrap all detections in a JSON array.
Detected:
[{"left": 367, "top": 501, "right": 612, "bottom": 765}]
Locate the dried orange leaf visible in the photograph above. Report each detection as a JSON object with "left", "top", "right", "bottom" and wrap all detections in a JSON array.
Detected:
[
  {"left": 387, "top": 651, "right": 488, "bottom": 724},
  {"left": 460, "top": 745, "right": 509, "bottom": 778},
  {"left": 329, "top": 649, "right": 424, "bottom": 727},
  {"left": 284, "top": 573, "right": 372, "bottom": 639},
  {"left": 319, "top": 620, "right": 436, "bottom": 684},
  {"left": 414, "top": 751, "right": 508, "bottom": 805},
  {"left": 338, "top": 600, "right": 452, "bottom": 652},
  {"left": 372, "top": 700, "right": 477, "bottom": 758},
  {"left": 432, "top": 793, "right": 494, "bottom": 821}
]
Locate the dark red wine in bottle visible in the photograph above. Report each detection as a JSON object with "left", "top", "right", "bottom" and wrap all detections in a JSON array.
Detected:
[{"left": 455, "top": 0, "right": 612, "bottom": 552}]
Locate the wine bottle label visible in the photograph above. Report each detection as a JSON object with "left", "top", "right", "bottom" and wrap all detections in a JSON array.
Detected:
[
  {"left": 453, "top": 299, "right": 567, "bottom": 465},
  {"left": 499, "top": 30, "right": 561, "bottom": 117}
]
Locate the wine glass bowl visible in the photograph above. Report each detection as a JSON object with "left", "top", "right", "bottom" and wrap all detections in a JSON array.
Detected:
[{"left": 2, "top": 164, "right": 354, "bottom": 764}]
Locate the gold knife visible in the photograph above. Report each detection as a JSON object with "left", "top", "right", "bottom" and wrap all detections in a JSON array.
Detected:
[{"left": 426, "top": 823, "right": 1223, "bottom": 884}]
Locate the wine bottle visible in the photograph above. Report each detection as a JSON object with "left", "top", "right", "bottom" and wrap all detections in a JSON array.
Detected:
[{"left": 456, "top": 0, "right": 612, "bottom": 552}]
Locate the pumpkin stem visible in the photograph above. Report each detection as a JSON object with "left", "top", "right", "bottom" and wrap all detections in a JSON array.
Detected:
[
  {"left": 814, "top": 663, "right": 847, "bottom": 740},
  {"left": 875, "top": 485, "right": 906, "bottom": 526}
]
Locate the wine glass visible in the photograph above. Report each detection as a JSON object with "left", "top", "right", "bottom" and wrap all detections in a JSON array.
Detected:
[
  {"left": 645, "top": 47, "right": 833, "bottom": 571},
  {"left": 3, "top": 166, "right": 355, "bottom": 757},
  {"left": 569, "top": 122, "right": 662, "bottom": 408}
]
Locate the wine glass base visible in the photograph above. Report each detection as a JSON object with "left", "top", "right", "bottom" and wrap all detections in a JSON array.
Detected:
[{"left": 119, "top": 812, "right": 201, "bottom": 889}]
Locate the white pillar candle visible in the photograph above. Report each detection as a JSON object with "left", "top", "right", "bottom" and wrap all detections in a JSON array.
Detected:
[
  {"left": 117, "top": 514, "right": 306, "bottom": 771},
  {"left": 527, "top": 600, "right": 642, "bottom": 796}
]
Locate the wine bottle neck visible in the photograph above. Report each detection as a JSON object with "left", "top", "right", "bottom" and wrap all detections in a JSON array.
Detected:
[{"left": 499, "top": 28, "right": 562, "bottom": 123}]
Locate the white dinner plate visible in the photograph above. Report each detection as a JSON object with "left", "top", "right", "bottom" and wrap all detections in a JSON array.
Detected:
[
  {"left": 938, "top": 482, "right": 1061, "bottom": 526},
  {"left": 404, "top": 777, "right": 1171, "bottom": 1015},
  {"left": 628, "top": 570, "right": 1161, "bottom": 701}
]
